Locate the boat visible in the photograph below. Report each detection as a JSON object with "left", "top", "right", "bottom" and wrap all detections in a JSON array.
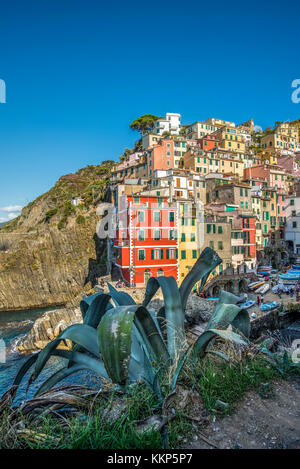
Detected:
[
  {"left": 257, "top": 271, "right": 271, "bottom": 276},
  {"left": 255, "top": 283, "right": 270, "bottom": 294},
  {"left": 292, "top": 264, "right": 300, "bottom": 270},
  {"left": 240, "top": 300, "right": 255, "bottom": 309},
  {"left": 248, "top": 281, "right": 265, "bottom": 291},
  {"left": 280, "top": 273, "right": 300, "bottom": 280},
  {"left": 260, "top": 301, "right": 280, "bottom": 311},
  {"left": 257, "top": 266, "right": 272, "bottom": 273},
  {"left": 207, "top": 298, "right": 219, "bottom": 301}
]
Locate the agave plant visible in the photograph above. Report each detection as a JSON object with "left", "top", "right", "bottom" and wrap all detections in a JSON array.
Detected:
[{"left": 10, "top": 247, "right": 250, "bottom": 402}]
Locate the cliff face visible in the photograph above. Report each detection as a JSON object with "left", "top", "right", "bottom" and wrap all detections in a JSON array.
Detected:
[{"left": 0, "top": 162, "right": 114, "bottom": 312}]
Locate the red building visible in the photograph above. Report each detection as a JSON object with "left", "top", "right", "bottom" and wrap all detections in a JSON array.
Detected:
[
  {"left": 197, "top": 135, "right": 219, "bottom": 151},
  {"left": 113, "top": 194, "right": 179, "bottom": 286}
]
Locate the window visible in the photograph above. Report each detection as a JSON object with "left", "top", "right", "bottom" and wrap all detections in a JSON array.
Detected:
[
  {"left": 151, "top": 249, "right": 163, "bottom": 260},
  {"left": 218, "top": 241, "right": 223, "bottom": 250},
  {"left": 134, "top": 197, "right": 140, "bottom": 204},
  {"left": 169, "top": 211, "right": 175, "bottom": 222},
  {"left": 138, "top": 249, "right": 145, "bottom": 260},
  {"left": 154, "top": 229, "right": 160, "bottom": 240},
  {"left": 181, "top": 233, "right": 186, "bottom": 242},
  {"left": 138, "top": 230, "right": 145, "bottom": 241},
  {"left": 137, "top": 211, "right": 144, "bottom": 222},
  {"left": 181, "top": 250, "right": 186, "bottom": 259},
  {"left": 154, "top": 211, "right": 160, "bottom": 222},
  {"left": 167, "top": 248, "right": 177, "bottom": 259},
  {"left": 293, "top": 221, "right": 297, "bottom": 228},
  {"left": 191, "top": 233, "right": 195, "bottom": 242},
  {"left": 169, "top": 229, "right": 177, "bottom": 240},
  {"left": 209, "top": 241, "right": 214, "bottom": 249},
  {"left": 192, "top": 250, "right": 197, "bottom": 259},
  {"left": 292, "top": 210, "right": 296, "bottom": 217},
  {"left": 218, "top": 226, "right": 222, "bottom": 234},
  {"left": 291, "top": 200, "right": 295, "bottom": 206}
]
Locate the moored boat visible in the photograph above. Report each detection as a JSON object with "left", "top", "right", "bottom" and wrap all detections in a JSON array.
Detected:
[
  {"left": 260, "top": 301, "right": 280, "bottom": 311},
  {"left": 240, "top": 300, "right": 255, "bottom": 309},
  {"left": 255, "top": 283, "right": 270, "bottom": 294},
  {"left": 248, "top": 281, "right": 265, "bottom": 291}
]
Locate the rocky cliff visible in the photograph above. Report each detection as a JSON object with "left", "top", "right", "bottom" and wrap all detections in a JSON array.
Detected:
[
  {"left": 17, "top": 307, "right": 82, "bottom": 354},
  {"left": 0, "top": 162, "right": 115, "bottom": 312}
]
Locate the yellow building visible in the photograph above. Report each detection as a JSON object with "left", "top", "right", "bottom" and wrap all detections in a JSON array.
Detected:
[
  {"left": 261, "top": 122, "right": 298, "bottom": 153},
  {"left": 212, "top": 127, "right": 246, "bottom": 153},
  {"left": 183, "top": 148, "right": 244, "bottom": 178},
  {"left": 206, "top": 118, "right": 236, "bottom": 128},
  {"left": 258, "top": 151, "right": 278, "bottom": 165},
  {"left": 185, "top": 121, "right": 217, "bottom": 139},
  {"left": 178, "top": 201, "right": 199, "bottom": 283}
]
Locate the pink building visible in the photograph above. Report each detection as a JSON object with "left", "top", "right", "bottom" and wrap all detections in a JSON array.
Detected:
[{"left": 244, "top": 164, "right": 287, "bottom": 190}]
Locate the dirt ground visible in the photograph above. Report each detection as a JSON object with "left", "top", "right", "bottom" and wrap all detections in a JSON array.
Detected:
[{"left": 184, "top": 378, "right": 300, "bottom": 449}]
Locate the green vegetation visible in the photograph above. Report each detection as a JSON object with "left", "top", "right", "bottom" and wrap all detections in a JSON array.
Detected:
[
  {"left": 1, "top": 247, "right": 298, "bottom": 449},
  {"left": 129, "top": 114, "right": 160, "bottom": 135},
  {"left": 76, "top": 215, "right": 85, "bottom": 225},
  {"left": 0, "top": 161, "right": 115, "bottom": 233},
  {"left": 0, "top": 352, "right": 297, "bottom": 449},
  {"left": 45, "top": 208, "right": 58, "bottom": 221}
]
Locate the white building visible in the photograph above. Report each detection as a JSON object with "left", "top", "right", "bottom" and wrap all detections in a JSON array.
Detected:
[
  {"left": 285, "top": 195, "right": 300, "bottom": 254},
  {"left": 154, "top": 113, "right": 181, "bottom": 136}
]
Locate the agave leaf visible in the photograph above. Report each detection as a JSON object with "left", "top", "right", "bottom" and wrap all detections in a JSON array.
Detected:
[
  {"left": 34, "top": 365, "right": 88, "bottom": 397},
  {"left": 80, "top": 291, "right": 106, "bottom": 320},
  {"left": 107, "top": 282, "right": 136, "bottom": 306},
  {"left": 98, "top": 305, "right": 169, "bottom": 385},
  {"left": 231, "top": 308, "right": 251, "bottom": 338},
  {"left": 193, "top": 327, "right": 247, "bottom": 356},
  {"left": 13, "top": 353, "right": 40, "bottom": 386},
  {"left": 205, "top": 303, "right": 242, "bottom": 331},
  {"left": 209, "top": 328, "right": 249, "bottom": 346},
  {"left": 54, "top": 350, "right": 110, "bottom": 381},
  {"left": 218, "top": 290, "right": 241, "bottom": 305},
  {"left": 33, "top": 349, "right": 111, "bottom": 397},
  {"left": 83, "top": 293, "right": 113, "bottom": 329},
  {"left": 142, "top": 276, "right": 185, "bottom": 360},
  {"left": 97, "top": 307, "right": 134, "bottom": 384},
  {"left": 141, "top": 345, "right": 163, "bottom": 402},
  {"left": 207, "top": 350, "right": 230, "bottom": 362},
  {"left": 170, "top": 346, "right": 192, "bottom": 393},
  {"left": 33, "top": 324, "right": 100, "bottom": 383},
  {"left": 179, "top": 247, "right": 222, "bottom": 312},
  {"left": 134, "top": 305, "right": 170, "bottom": 364}
]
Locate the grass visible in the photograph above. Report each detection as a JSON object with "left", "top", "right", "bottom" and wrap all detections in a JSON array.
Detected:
[
  {"left": 0, "top": 351, "right": 298, "bottom": 449},
  {"left": 180, "top": 355, "right": 280, "bottom": 414}
]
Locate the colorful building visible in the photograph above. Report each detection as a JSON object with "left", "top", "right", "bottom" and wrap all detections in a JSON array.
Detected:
[{"left": 113, "top": 194, "right": 178, "bottom": 286}]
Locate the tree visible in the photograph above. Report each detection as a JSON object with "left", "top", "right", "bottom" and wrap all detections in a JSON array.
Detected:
[{"left": 129, "top": 114, "right": 160, "bottom": 136}]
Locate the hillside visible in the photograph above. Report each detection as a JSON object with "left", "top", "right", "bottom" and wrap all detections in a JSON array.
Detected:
[{"left": 0, "top": 161, "right": 115, "bottom": 312}]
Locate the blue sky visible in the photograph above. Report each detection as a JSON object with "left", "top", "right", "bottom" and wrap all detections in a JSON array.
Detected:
[{"left": 0, "top": 0, "right": 300, "bottom": 222}]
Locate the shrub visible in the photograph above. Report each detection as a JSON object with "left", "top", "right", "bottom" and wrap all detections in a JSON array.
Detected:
[{"left": 76, "top": 215, "right": 85, "bottom": 225}]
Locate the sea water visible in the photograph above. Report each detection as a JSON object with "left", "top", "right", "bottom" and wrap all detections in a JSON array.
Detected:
[{"left": 0, "top": 308, "right": 102, "bottom": 405}]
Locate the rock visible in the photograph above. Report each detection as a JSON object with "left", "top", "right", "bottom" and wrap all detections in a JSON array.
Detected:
[
  {"left": 215, "top": 400, "right": 229, "bottom": 411},
  {"left": 163, "top": 385, "right": 208, "bottom": 422},
  {"left": 185, "top": 295, "right": 216, "bottom": 324},
  {"left": 17, "top": 307, "right": 82, "bottom": 354},
  {"left": 134, "top": 415, "right": 164, "bottom": 434}
]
